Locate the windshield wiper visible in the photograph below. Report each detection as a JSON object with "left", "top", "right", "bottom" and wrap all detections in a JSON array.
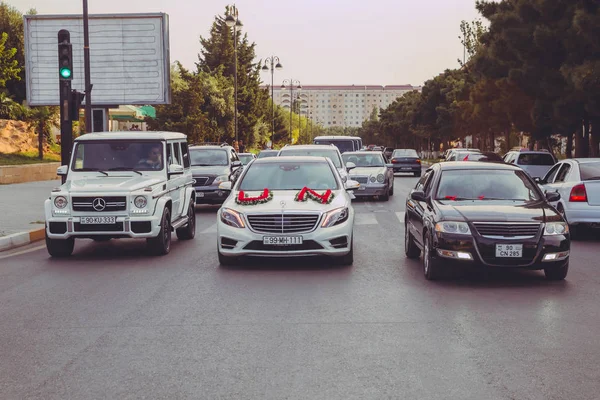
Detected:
[
  {"left": 192, "top": 163, "right": 216, "bottom": 167},
  {"left": 76, "top": 168, "right": 108, "bottom": 176},
  {"left": 107, "top": 167, "right": 143, "bottom": 176}
]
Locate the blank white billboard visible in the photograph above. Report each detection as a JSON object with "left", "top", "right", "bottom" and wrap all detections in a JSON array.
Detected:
[{"left": 24, "top": 13, "right": 171, "bottom": 106}]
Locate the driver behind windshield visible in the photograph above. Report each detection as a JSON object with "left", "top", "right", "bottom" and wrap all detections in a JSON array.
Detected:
[{"left": 137, "top": 145, "right": 163, "bottom": 170}]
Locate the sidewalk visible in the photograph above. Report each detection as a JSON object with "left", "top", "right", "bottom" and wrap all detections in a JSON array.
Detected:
[{"left": 0, "top": 180, "right": 60, "bottom": 250}]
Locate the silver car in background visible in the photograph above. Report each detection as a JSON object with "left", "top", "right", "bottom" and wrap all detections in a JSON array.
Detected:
[{"left": 342, "top": 151, "right": 394, "bottom": 201}]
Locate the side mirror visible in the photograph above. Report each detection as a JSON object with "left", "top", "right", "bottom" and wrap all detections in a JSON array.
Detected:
[
  {"left": 346, "top": 161, "right": 356, "bottom": 172},
  {"left": 231, "top": 160, "right": 242, "bottom": 169},
  {"left": 545, "top": 191, "right": 561, "bottom": 202},
  {"left": 219, "top": 181, "right": 232, "bottom": 191},
  {"left": 56, "top": 165, "right": 68, "bottom": 176},
  {"left": 534, "top": 177, "right": 543, "bottom": 184},
  {"left": 168, "top": 164, "right": 184, "bottom": 176},
  {"left": 410, "top": 190, "right": 426, "bottom": 202},
  {"left": 344, "top": 179, "right": 360, "bottom": 191}
]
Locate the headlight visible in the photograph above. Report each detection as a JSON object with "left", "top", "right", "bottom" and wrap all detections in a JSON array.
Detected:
[
  {"left": 369, "top": 176, "right": 376, "bottom": 183},
  {"left": 54, "top": 196, "right": 68, "bottom": 209},
  {"left": 544, "top": 222, "right": 568, "bottom": 236},
  {"left": 377, "top": 174, "right": 385, "bottom": 183},
  {"left": 221, "top": 208, "right": 245, "bottom": 228},
  {"left": 321, "top": 207, "right": 349, "bottom": 228},
  {"left": 134, "top": 196, "right": 147, "bottom": 208},
  {"left": 435, "top": 221, "right": 471, "bottom": 235},
  {"left": 214, "top": 175, "right": 230, "bottom": 184}
]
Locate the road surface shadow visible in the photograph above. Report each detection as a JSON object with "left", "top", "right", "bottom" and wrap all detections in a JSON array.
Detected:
[{"left": 218, "top": 256, "right": 352, "bottom": 271}]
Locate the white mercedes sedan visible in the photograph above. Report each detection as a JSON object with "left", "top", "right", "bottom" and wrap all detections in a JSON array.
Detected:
[
  {"left": 538, "top": 158, "right": 600, "bottom": 238},
  {"left": 216, "top": 156, "right": 359, "bottom": 266}
]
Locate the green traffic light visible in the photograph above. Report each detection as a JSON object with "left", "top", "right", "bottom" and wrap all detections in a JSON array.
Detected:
[{"left": 60, "top": 67, "right": 72, "bottom": 79}]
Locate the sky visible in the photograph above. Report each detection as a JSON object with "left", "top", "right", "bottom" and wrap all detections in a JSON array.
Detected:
[{"left": 12, "top": 0, "right": 483, "bottom": 86}]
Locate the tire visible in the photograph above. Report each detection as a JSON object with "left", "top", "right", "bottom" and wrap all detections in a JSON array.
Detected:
[
  {"left": 147, "top": 207, "right": 171, "bottom": 256},
  {"left": 46, "top": 234, "right": 75, "bottom": 258},
  {"left": 544, "top": 261, "right": 569, "bottom": 281},
  {"left": 404, "top": 222, "right": 421, "bottom": 259},
  {"left": 176, "top": 200, "right": 196, "bottom": 240},
  {"left": 380, "top": 191, "right": 390, "bottom": 201},
  {"left": 334, "top": 238, "right": 354, "bottom": 266},
  {"left": 414, "top": 171, "right": 421, "bottom": 177},
  {"left": 389, "top": 183, "right": 394, "bottom": 196},
  {"left": 218, "top": 249, "right": 238, "bottom": 266},
  {"left": 423, "top": 234, "right": 442, "bottom": 280}
]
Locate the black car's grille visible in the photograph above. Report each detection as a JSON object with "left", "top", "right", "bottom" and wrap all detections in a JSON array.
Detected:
[
  {"left": 247, "top": 213, "right": 320, "bottom": 234},
  {"left": 193, "top": 176, "right": 214, "bottom": 187},
  {"left": 74, "top": 222, "right": 124, "bottom": 232},
  {"left": 72, "top": 197, "right": 127, "bottom": 212},
  {"left": 351, "top": 176, "right": 369, "bottom": 184},
  {"left": 244, "top": 240, "right": 323, "bottom": 251},
  {"left": 473, "top": 223, "right": 541, "bottom": 237}
]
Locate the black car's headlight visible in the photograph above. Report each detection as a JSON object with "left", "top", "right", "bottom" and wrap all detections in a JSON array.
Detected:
[
  {"left": 321, "top": 207, "right": 349, "bottom": 228},
  {"left": 544, "top": 222, "right": 568, "bottom": 236},
  {"left": 435, "top": 221, "right": 471, "bottom": 235},
  {"left": 220, "top": 208, "right": 245, "bottom": 228}
]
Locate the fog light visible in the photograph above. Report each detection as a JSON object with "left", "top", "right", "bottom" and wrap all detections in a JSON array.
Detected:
[
  {"left": 436, "top": 249, "right": 473, "bottom": 260},
  {"left": 456, "top": 251, "right": 473, "bottom": 260},
  {"left": 131, "top": 209, "right": 148, "bottom": 214},
  {"left": 217, "top": 190, "right": 224, "bottom": 197},
  {"left": 543, "top": 251, "right": 569, "bottom": 262}
]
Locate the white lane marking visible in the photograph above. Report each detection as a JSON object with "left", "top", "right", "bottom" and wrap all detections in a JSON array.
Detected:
[
  {"left": 396, "top": 212, "right": 405, "bottom": 223},
  {"left": 355, "top": 214, "right": 378, "bottom": 225},
  {"left": 200, "top": 223, "right": 218, "bottom": 234},
  {"left": 0, "top": 244, "right": 46, "bottom": 260}
]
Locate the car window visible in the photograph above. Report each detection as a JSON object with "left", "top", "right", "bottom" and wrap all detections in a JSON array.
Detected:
[
  {"left": 517, "top": 153, "right": 555, "bottom": 166},
  {"left": 238, "top": 161, "right": 339, "bottom": 191},
  {"left": 579, "top": 162, "right": 600, "bottom": 181},
  {"left": 543, "top": 163, "right": 561, "bottom": 183},
  {"left": 279, "top": 149, "right": 342, "bottom": 168},
  {"left": 342, "top": 153, "right": 385, "bottom": 167},
  {"left": 423, "top": 171, "right": 436, "bottom": 196},
  {"left": 189, "top": 149, "right": 228, "bottom": 166},
  {"left": 554, "top": 164, "right": 571, "bottom": 183},
  {"left": 230, "top": 150, "right": 239, "bottom": 163},
  {"left": 415, "top": 170, "right": 431, "bottom": 191},
  {"left": 180, "top": 143, "right": 190, "bottom": 168},
  {"left": 436, "top": 169, "right": 541, "bottom": 201},
  {"left": 171, "top": 143, "right": 182, "bottom": 166},
  {"left": 239, "top": 154, "right": 254, "bottom": 165},
  {"left": 71, "top": 140, "right": 165, "bottom": 171},
  {"left": 392, "top": 149, "right": 419, "bottom": 158}
]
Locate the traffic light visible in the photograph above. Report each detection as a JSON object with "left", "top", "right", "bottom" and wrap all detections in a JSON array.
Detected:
[
  {"left": 58, "top": 29, "right": 72, "bottom": 80},
  {"left": 70, "top": 90, "right": 85, "bottom": 121}
]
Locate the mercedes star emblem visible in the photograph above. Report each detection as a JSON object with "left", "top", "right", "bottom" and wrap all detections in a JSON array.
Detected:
[
  {"left": 280, "top": 200, "right": 286, "bottom": 208},
  {"left": 92, "top": 198, "right": 106, "bottom": 211}
]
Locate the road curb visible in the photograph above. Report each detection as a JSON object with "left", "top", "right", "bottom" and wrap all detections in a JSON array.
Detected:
[{"left": 0, "top": 227, "right": 45, "bottom": 252}]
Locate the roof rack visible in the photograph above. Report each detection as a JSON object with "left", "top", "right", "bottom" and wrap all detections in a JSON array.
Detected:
[{"left": 192, "top": 142, "right": 230, "bottom": 147}]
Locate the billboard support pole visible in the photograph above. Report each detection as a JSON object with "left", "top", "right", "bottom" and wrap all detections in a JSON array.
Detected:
[{"left": 83, "top": 0, "right": 92, "bottom": 133}]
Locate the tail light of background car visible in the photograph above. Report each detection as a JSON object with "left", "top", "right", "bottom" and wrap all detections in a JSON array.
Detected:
[{"left": 569, "top": 183, "right": 588, "bottom": 202}]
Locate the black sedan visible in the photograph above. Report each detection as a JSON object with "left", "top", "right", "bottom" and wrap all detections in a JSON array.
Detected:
[
  {"left": 390, "top": 149, "right": 422, "bottom": 176},
  {"left": 404, "top": 162, "right": 570, "bottom": 280}
]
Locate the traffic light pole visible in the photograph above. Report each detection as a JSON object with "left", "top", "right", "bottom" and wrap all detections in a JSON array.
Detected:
[{"left": 83, "top": 0, "right": 92, "bottom": 133}]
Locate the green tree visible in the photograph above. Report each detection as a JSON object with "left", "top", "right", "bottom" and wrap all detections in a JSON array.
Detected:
[{"left": 0, "top": 32, "right": 20, "bottom": 88}]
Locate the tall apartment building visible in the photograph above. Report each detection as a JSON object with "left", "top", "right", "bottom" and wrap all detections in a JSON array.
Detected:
[{"left": 270, "top": 85, "right": 422, "bottom": 127}]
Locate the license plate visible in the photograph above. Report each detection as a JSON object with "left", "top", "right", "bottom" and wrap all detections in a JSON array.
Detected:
[
  {"left": 358, "top": 186, "right": 366, "bottom": 191},
  {"left": 495, "top": 244, "right": 523, "bottom": 258},
  {"left": 401, "top": 167, "right": 412, "bottom": 170},
  {"left": 197, "top": 192, "right": 204, "bottom": 198},
  {"left": 80, "top": 216, "right": 116, "bottom": 225},
  {"left": 263, "top": 236, "right": 303, "bottom": 246}
]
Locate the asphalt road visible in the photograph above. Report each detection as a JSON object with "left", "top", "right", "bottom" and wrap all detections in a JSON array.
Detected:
[{"left": 1, "top": 171, "right": 599, "bottom": 399}]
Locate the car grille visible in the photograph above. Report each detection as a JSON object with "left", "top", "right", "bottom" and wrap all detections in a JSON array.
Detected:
[
  {"left": 193, "top": 176, "right": 214, "bottom": 187},
  {"left": 351, "top": 176, "right": 369, "bottom": 184},
  {"left": 472, "top": 222, "right": 541, "bottom": 238},
  {"left": 246, "top": 213, "right": 320, "bottom": 234},
  {"left": 243, "top": 240, "right": 323, "bottom": 251},
  {"left": 72, "top": 196, "right": 127, "bottom": 212}
]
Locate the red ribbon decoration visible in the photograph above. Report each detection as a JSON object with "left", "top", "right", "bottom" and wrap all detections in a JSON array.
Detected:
[
  {"left": 445, "top": 196, "right": 457, "bottom": 201},
  {"left": 238, "top": 188, "right": 269, "bottom": 202},
  {"left": 297, "top": 187, "right": 333, "bottom": 204}
]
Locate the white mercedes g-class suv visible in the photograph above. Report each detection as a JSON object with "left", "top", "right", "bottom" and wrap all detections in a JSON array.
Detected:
[{"left": 45, "top": 131, "right": 196, "bottom": 257}]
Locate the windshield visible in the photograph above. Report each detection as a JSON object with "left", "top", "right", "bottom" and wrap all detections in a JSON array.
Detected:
[
  {"left": 238, "top": 162, "right": 339, "bottom": 191},
  {"left": 392, "top": 149, "right": 419, "bottom": 158},
  {"left": 239, "top": 154, "right": 254, "bottom": 165},
  {"left": 435, "top": 169, "right": 542, "bottom": 201},
  {"left": 279, "top": 149, "right": 342, "bottom": 168},
  {"left": 579, "top": 162, "right": 600, "bottom": 180},
  {"left": 189, "top": 149, "right": 228, "bottom": 166},
  {"left": 257, "top": 151, "right": 278, "bottom": 159},
  {"left": 342, "top": 153, "right": 385, "bottom": 167},
  {"left": 71, "top": 141, "right": 164, "bottom": 171},
  {"left": 313, "top": 140, "right": 355, "bottom": 153},
  {"left": 517, "top": 153, "right": 555, "bottom": 166}
]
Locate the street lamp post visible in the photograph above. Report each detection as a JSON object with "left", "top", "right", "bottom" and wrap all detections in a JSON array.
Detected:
[
  {"left": 261, "top": 57, "right": 282, "bottom": 147},
  {"left": 225, "top": 5, "right": 243, "bottom": 145},
  {"left": 281, "top": 79, "right": 301, "bottom": 144}
]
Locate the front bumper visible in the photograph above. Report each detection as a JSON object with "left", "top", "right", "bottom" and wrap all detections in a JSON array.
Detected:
[
  {"left": 195, "top": 187, "right": 230, "bottom": 204},
  {"left": 431, "top": 231, "right": 570, "bottom": 269},
  {"left": 217, "top": 217, "right": 353, "bottom": 258},
  {"left": 45, "top": 215, "right": 162, "bottom": 239},
  {"left": 353, "top": 183, "right": 388, "bottom": 197},
  {"left": 563, "top": 204, "right": 600, "bottom": 225}
]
